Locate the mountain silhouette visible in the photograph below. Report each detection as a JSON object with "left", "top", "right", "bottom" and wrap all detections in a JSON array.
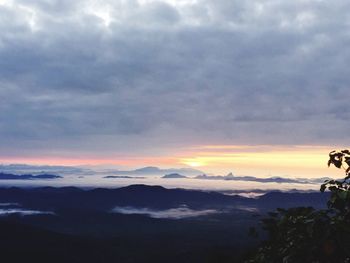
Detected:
[{"left": 0, "top": 172, "right": 62, "bottom": 180}]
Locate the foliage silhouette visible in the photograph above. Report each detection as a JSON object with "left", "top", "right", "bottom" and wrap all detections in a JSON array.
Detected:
[{"left": 247, "top": 150, "right": 350, "bottom": 263}]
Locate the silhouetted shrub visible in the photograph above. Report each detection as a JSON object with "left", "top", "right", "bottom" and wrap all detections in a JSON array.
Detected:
[{"left": 247, "top": 150, "right": 350, "bottom": 263}]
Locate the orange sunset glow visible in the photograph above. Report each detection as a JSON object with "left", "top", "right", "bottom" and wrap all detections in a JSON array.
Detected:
[
  {"left": 1, "top": 145, "right": 344, "bottom": 178},
  {"left": 178, "top": 145, "right": 346, "bottom": 178}
]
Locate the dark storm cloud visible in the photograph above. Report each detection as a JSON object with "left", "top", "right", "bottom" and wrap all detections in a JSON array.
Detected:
[{"left": 0, "top": 0, "right": 349, "bottom": 157}]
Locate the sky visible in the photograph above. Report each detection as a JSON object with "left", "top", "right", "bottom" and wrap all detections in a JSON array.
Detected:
[{"left": 0, "top": 0, "right": 349, "bottom": 177}]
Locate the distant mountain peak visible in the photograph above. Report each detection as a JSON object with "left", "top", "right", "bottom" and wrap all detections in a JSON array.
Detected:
[
  {"left": 112, "top": 166, "right": 204, "bottom": 176},
  {"left": 162, "top": 173, "right": 187, "bottom": 179}
]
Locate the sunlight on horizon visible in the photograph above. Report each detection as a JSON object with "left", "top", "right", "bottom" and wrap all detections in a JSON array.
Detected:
[
  {"left": 0, "top": 145, "right": 345, "bottom": 179},
  {"left": 179, "top": 145, "right": 344, "bottom": 178}
]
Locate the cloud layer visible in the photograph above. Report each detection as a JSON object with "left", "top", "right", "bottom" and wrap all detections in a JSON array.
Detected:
[
  {"left": 1, "top": 0, "right": 349, "bottom": 159},
  {"left": 111, "top": 205, "right": 218, "bottom": 219}
]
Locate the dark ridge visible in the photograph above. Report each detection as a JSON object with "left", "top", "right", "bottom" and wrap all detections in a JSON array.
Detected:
[
  {"left": 0, "top": 172, "right": 62, "bottom": 180},
  {"left": 0, "top": 184, "right": 328, "bottom": 214}
]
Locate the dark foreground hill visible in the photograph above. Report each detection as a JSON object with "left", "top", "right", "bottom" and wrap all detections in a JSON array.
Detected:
[
  {"left": 0, "top": 185, "right": 330, "bottom": 263},
  {"left": 0, "top": 220, "right": 123, "bottom": 263}
]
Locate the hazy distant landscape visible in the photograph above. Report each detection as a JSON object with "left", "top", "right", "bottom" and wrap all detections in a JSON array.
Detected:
[
  {"left": 0, "top": 163, "right": 332, "bottom": 262},
  {"left": 0, "top": 164, "right": 326, "bottom": 192}
]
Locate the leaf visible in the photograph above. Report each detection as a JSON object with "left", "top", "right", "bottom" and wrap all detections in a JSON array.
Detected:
[
  {"left": 328, "top": 159, "right": 332, "bottom": 167},
  {"left": 345, "top": 158, "right": 350, "bottom": 169},
  {"left": 346, "top": 167, "right": 350, "bottom": 174},
  {"left": 329, "top": 150, "right": 336, "bottom": 155},
  {"left": 333, "top": 160, "right": 342, "bottom": 168}
]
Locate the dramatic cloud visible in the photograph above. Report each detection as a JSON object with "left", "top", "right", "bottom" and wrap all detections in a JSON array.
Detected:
[{"left": 0, "top": 0, "right": 349, "bottom": 160}]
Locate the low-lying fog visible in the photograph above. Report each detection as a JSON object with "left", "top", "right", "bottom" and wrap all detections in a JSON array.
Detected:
[
  {"left": 0, "top": 165, "right": 323, "bottom": 192},
  {"left": 111, "top": 205, "right": 219, "bottom": 219},
  {"left": 0, "top": 203, "right": 53, "bottom": 216},
  {"left": 0, "top": 175, "right": 320, "bottom": 193}
]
